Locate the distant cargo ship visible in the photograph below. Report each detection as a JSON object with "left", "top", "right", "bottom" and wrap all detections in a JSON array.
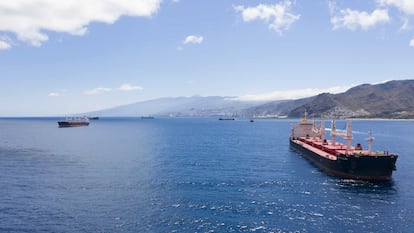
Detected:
[
  {"left": 58, "top": 117, "right": 90, "bottom": 127},
  {"left": 290, "top": 113, "right": 398, "bottom": 181},
  {"left": 219, "top": 117, "right": 235, "bottom": 120}
]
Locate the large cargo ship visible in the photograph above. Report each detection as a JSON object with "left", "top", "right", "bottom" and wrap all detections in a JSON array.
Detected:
[{"left": 290, "top": 113, "right": 398, "bottom": 181}]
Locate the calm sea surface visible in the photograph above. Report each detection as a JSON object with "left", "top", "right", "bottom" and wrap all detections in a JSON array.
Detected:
[{"left": 0, "top": 117, "right": 413, "bottom": 232}]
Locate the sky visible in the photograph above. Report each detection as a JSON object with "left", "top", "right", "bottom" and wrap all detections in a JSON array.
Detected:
[{"left": 0, "top": 0, "right": 413, "bottom": 116}]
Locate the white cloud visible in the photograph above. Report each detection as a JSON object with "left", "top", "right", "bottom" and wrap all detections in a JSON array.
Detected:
[
  {"left": 118, "top": 83, "right": 144, "bottom": 91},
  {"left": 0, "top": 0, "right": 161, "bottom": 47},
  {"left": 84, "top": 83, "right": 143, "bottom": 95},
  {"left": 234, "top": 0, "right": 300, "bottom": 35},
  {"left": 48, "top": 92, "right": 64, "bottom": 97},
  {"left": 331, "top": 8, "right": 390, "bottom": 30},
  {"left": 378, "top": 0, "right": 414, "bottom": 15},
  {"left": 328, "top": 0, "right": 338, "bottom": 15},
  {"left": 0, "top": 40, "right": 11, "bottom": 50},
  {"left": 183, "top": 35, "right": 204, "bottom": 44},
  {"left": 233, "top": 85, "right": 354, "bottom": 102},
  {"left": 376, "top": 1, "right": 414, "bottom": 47},
  {"left": 48, "top": 89, "right": 68, "bottom": 97},
  {"left": 0, "top": 35, "right": 12, "bottom": 50},
  {"left": 400, "top": 17, "right": 412, "bottom": 30},
  {"left": 84, "top": 87, "right": 113, "bottom": 95}
]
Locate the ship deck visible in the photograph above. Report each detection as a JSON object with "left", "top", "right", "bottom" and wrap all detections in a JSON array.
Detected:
[
  {"left": 295, "top": 137, "right": 383, "bottom": 157},
  {"left": 291, "top": 138, "right": 338, "bottom": 160}
]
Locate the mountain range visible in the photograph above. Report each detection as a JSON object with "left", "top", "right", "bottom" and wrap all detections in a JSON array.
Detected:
[
  {"left": 87, "top": 80, "right": 414, "bottom": 119},
  {"left": 87, "top": 96, "right": 265, "bottom": 117},
  {"left": 287, "top": 80, "right": 414, "bottom": 118}
]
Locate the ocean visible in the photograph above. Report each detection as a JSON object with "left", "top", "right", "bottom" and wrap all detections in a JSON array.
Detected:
[{"left": 0, "top": 117, "right": 413, "bottom": 232}]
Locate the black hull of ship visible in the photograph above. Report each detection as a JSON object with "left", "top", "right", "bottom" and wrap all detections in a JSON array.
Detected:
[
  {"left": 290, "top": 139, "right": 397, "bottom": 181},
  {"left": 58, "top": 121, "right": 89, "bottom": 127}
]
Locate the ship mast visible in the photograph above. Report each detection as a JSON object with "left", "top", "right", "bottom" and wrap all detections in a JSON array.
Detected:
[
  {"left": 312, "top": 119, "right": 326, "bottom": 141},
  {"left": 367, "top": 130, "right": 374, "bottom": 155},
  {"left": 345, "top": 121, "right": 352, "bottom": 151},
  {"left": 320, "top": 120, "right": 326, "bottom": 141},
  {"left": 331, "top": 120, "right": 353, "bottom": 152},
  {"left": 331, "top": 119, "right": 337, "bottom": 145}
]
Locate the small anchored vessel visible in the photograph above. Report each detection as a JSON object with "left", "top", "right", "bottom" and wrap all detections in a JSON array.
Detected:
[{"left": 290, "top": 112, "right": 398, "bottom": 181}]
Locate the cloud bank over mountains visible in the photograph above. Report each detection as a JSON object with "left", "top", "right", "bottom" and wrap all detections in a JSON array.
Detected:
[
  {"left": 233, "top": 85, "right": 354, "bottom": 102},
  {"left": 48, "top": 84, "right": 143, "bottom": 97},
  {"left": 83, "top": 84, "right": 144, "bottom": 96}
]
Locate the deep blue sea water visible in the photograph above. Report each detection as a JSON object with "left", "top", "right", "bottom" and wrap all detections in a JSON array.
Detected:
[{"left": 0, "top": 117, "right": 413, "bottom": 232}]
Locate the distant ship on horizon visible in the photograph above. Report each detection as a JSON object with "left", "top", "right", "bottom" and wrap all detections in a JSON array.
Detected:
[
  {"left": 219, "top": 117, "right": 235, "bottom": 120},
  {"left": 58, "top": 116, "right": 90, "bottom": 127}
]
